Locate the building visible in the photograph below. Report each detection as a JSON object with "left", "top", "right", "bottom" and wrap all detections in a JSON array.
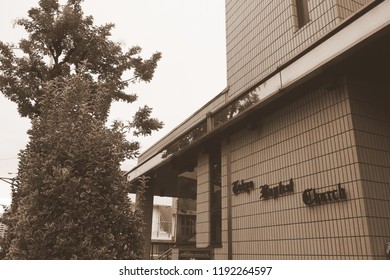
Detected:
[
  {"left": 0, "top": 215, "right": 6, "bottom": 239},
  {"left": 128, "top": 193, "right": 197, "bottom": 259},
  {"left": 148, "top": 196, "right": 197, "bottom": 259},
  {"left": 129, "top": 0, "right": 390, "bottom": 259},
  {"left": 0, "top": 223, "right": 5, "bottom": 239},
  {"left": 148, "top": 196, "right": 175, "bottom": 259}
]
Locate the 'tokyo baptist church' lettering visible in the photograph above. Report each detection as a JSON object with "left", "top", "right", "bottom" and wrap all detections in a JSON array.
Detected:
[
  {"left": 302, "top": 183, "right": 347, "bottom": 206},
  {"left": 232, "top": 180, "right": 255, "bottom": 195},
  {"left": 259, "top": 179, "right": 294, "bottom": 200}
]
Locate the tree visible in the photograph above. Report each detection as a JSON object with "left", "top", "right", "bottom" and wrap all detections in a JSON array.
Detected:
[
  {"left": 0, "top": 0, "right": 163, "bottom": 259},
  {"left": 4, "top": 74, "right": 149, "bottom": 259},
  {"left": 0, "top": 0, "right": 161, "bottom": 120}
]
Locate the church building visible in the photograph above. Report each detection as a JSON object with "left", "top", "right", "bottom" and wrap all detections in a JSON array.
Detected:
[{"left": 129, "top": 0, "right": 390, "bottom": 260}]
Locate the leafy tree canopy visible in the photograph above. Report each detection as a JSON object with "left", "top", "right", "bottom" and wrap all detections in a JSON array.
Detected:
[
  {"left": 2, "top": 73, "right": 147, "bottom": 259},
  {"left": 0, "top": 0, "right": 162, "bottom": 122},
  {"left": 0, "top": 0, "right": 163, "bottom": 259}
]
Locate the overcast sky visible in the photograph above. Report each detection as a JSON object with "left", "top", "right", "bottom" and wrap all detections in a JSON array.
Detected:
[{"left": 0, "top": 0, "right": 227, "bottom": 209}]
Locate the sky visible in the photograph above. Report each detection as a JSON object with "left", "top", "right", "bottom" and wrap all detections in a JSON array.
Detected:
[{"left": 0, "top": 0, "right": 227, "bottom": 209}]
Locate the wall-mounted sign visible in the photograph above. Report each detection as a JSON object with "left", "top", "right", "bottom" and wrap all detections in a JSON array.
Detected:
[
  {"left": 302, "top": 183, "right": 346, "bottom": 206},
  {"left": 259, "top": 178, "right": 294, "bottom": 200},
  {"left": 232, "top": 180, "right": 254, "bottom": 195}
]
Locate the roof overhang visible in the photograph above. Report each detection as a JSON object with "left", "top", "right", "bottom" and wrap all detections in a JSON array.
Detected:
[{"left": 128, "top": 0, "right": 390, "bottom": 197}]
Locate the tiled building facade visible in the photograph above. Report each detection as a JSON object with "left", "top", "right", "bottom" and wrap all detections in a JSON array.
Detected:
[
  {"left": 199, "top": 76, "right": 389, "bottom": 259},
  {"left": 225, "top": 0, "right": 372, "bottom": 99},
  {"left": 130, "top": 0, "right": 390, "bottom": 259},
  {"left": 0, "top": 219, "right": 6, "bottom": 239}
]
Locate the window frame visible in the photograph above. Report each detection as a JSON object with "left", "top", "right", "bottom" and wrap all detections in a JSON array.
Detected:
[{"left": 296, "top": 0, "right": 310, "bottom": 28}]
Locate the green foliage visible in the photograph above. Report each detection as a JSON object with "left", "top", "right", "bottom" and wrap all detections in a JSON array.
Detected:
[
  {"left": 0, "top": 181, "right": 19, "bottom": 259},
  {"left": 3, "top": 74, "right": 146, "bottom": 259},
  {"left": 0, "top": 0, "right": 162, "bottom": 120},
  {"left": 0, "top": 0, "right": 163, "bottom": 259}
]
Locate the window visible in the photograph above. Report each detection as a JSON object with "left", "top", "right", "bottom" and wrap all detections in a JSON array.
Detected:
[
  {"left": 210, "top": 144, "right": 221, "bottom": 245},
  {"left": 181, "top": 216, "right": 195, "bottom": 238},
  {"left": 296, "top": 0, "right": 310, "bottom": 28},
  {"left": 176, "top": 215, "right": 196, "bottom": 244}
]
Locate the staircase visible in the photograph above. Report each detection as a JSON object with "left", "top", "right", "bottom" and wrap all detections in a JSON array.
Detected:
[
  {"left": 156, "top": 246, "right": 213, "bottom": 260},
  {"left": 177, "top": 247, "right": 213, "bottom": 260},
  {"left": 156, "top": 247, "right": 173, "bottom": 260}
]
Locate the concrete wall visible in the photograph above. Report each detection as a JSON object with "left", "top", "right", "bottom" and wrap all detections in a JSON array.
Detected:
[
  {"left": 336, "top": 0, "right": 373, "bottom": 20},
  {"left": 193, "top": 0, "right": 387, "bottom": 260},
  {"left": 348, "top": 77, "right": 390, "bottom": 259},
  {"left": 196, "top": 153, "right": 211, "bottom": 248},
  {"left": 193, "top": 76, "right": 390, "bottom": 260},
  {"left": 225, "top": 0, "right": 373, "bottom": 100},
  {"left": 213, "top": 77, "right": 379, "bottom": 259}
]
